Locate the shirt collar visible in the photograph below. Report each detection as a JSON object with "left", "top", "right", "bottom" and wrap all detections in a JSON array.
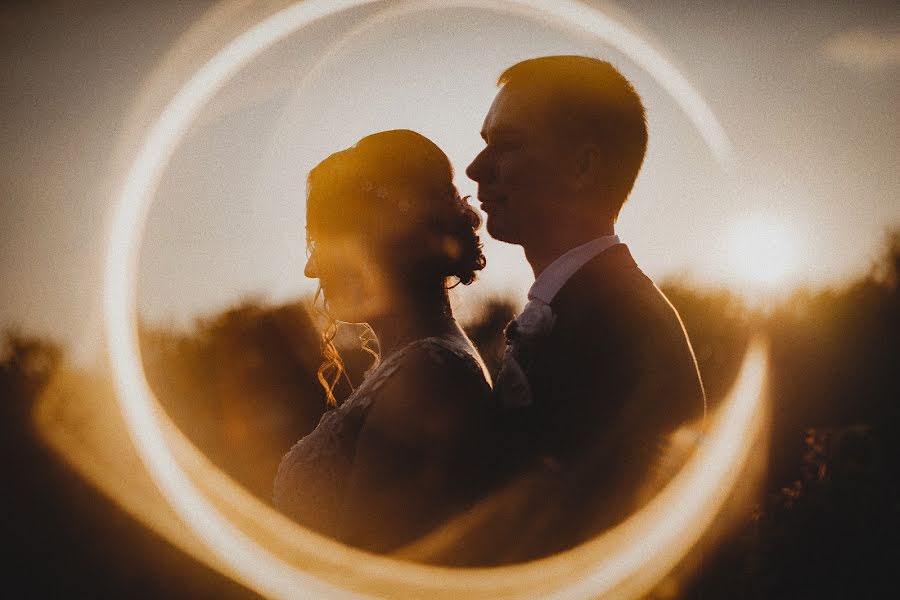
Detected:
[{"left": 528, "top": 235, "right": 621, "bottom": 304}]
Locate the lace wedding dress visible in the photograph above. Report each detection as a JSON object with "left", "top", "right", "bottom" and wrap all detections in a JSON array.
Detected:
[{"left": 273, "top": 331, "right": 491, "bottom": 543}]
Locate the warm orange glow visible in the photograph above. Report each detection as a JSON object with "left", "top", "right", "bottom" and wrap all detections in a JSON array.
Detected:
[
  {"left": 35, "top": 339, "right": 769, "bottom": 599},
  {"left": 26, "top": 1, "right": 767, "bottom": 598},
  {"left": 723, "top": 214, "right": 800, "bottom": 296}
]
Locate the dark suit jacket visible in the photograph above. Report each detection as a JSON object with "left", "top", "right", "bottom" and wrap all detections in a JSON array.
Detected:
[{"left": 488, "top": 243, "right": 706, "bottom": 562}]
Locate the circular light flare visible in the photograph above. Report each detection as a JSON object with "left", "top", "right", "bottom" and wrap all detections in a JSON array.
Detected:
[{"left": 103, "top": 1, "right": 759, "bottom": 598}]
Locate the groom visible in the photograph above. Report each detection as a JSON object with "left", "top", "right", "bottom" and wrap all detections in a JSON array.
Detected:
[{"left": 467, "top": 56, "right": 706, "bottom": 562}]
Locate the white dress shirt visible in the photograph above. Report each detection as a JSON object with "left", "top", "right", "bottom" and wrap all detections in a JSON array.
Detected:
[
  {"left": 527, "top": 235, "right": 621, "bottom": 305},
  {"left": 496, "top": 235, "right": 621, "bottom": 408}
]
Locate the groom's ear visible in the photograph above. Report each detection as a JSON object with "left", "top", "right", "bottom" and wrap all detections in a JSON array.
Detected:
[{"left": 572, "top": 142, "right": 605, "bottom": 193}]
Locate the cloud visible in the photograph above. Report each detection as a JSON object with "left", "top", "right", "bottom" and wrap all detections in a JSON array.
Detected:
[{"left": 823, "top": 30, "right": 900, "bottom": 71}]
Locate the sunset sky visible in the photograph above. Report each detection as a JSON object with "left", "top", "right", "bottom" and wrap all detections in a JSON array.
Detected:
[{"left": 2, "top": 0, "right": 897, "bottom": 359}]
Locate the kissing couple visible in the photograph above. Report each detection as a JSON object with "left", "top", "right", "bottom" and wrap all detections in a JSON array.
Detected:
[{"left": 274, "top": 55, "right": 706, "bottom": 566}]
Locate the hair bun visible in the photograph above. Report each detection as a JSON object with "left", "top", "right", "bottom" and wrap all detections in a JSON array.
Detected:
[{"left": 443, "top": 197, "right": 486, "bottom": 286}]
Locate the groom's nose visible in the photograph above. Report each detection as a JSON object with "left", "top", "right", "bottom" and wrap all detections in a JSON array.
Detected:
[{"left": 466, "top": 148, "right": 490, "bottom": 183}]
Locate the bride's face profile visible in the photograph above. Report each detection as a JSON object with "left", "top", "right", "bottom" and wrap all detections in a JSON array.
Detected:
[
  {"left": 304, "top": 232, "right": 389, "bottom": 323},
  {"left": 304, "top": 129, "right": 484, "bottom": 327}
]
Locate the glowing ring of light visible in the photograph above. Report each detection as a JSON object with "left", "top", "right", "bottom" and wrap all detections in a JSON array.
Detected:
[{"left": 105, "top": 1, "right": 754, "bottom": 598}]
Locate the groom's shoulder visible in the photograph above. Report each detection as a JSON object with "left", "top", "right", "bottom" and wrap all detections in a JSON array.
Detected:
[
  {"left": 550, "top": 245, "right": 695, "bottom": 362},
  {"left": 553, "top": 244, "right": 665, "bottom": 321}
]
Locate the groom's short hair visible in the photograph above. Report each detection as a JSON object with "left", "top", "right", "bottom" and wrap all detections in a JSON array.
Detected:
[{"left": 498, "top": 56, "right": 648, "bottom": 216}]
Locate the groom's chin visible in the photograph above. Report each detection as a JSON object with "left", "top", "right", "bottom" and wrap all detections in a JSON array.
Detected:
[{"left": 484, "top": 217, "right": 517, "bottom": 245}]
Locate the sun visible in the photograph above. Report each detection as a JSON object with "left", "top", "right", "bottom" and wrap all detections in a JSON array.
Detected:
[{"left": 725, "top": 214, "right": 799, "bottom": 293}]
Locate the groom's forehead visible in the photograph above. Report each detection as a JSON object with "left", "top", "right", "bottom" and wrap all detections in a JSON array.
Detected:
[{"left": 483, "top": 85, "right": 554, "bottom": 136}]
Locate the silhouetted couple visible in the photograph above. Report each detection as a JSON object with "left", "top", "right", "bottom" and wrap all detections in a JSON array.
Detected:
[{"left": 273, "top": 56, "right": 705, "bottom": 566}]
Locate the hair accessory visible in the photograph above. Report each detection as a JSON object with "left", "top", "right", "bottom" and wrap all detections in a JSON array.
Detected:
[{"left": 361, "top": 179, "right": 391, "bottom": 202}]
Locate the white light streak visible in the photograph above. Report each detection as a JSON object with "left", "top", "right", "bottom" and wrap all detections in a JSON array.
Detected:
[{"left": 103, "top": 1, "right": 753, "bottom": 598}]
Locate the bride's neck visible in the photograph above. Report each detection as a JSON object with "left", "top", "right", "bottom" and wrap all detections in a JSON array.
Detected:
[{"left": 367, "top": 288, "right": 456, "bottom": 355}]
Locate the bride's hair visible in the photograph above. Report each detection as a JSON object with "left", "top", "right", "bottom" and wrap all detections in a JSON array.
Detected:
[
  {"left": 311, "top": 285, "right": 380, "bottom": 407},
  {"left": 306, "top": 129, "right": 486, "bottom": 404}
]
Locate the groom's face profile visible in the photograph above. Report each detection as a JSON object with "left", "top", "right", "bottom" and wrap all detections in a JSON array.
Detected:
[{"left": 466, "top": 84, "right": 572, "bottom": 245}]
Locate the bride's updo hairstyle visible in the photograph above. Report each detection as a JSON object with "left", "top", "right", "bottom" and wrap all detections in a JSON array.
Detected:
[
  {"left": 307, "top": 129, "right": 485, "bottom": 287},
  {"left": 306, "top": 129, "right": 485, "bottom": 404}
]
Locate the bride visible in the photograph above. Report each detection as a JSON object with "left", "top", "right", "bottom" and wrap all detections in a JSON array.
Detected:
[{"left": 274, "top": 129, "right": 495, "bottom": 557}]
